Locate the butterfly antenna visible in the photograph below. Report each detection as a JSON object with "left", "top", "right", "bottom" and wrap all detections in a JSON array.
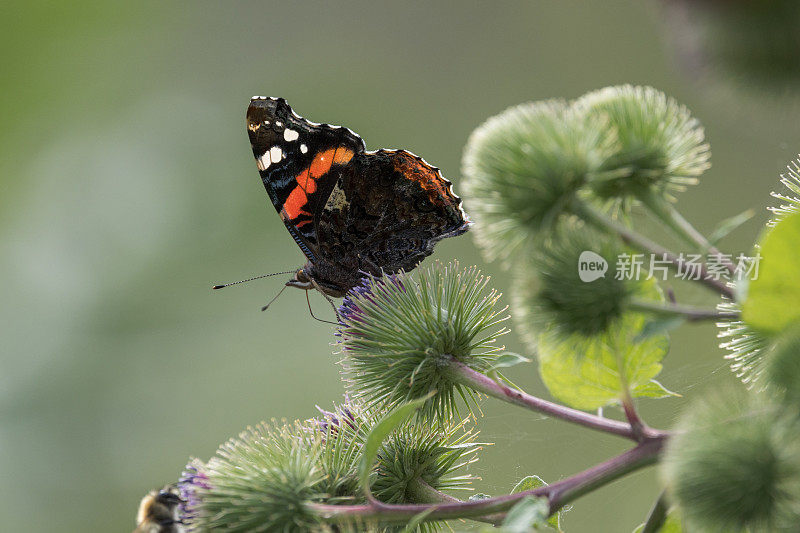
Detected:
[
  {"left": 212, "top": 270, "right": 295, "bottom": 290},
  {"left": 305, "top": 291, "right": 339, "bottom": 325},
  {"left": 261, "top": 284, "right": 290, "bottom": 312}
]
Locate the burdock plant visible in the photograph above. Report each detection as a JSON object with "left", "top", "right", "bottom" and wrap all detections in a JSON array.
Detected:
[
  {"left": 662, "top": 390, "right": 800, "bottom": 531},
  {"left": 337, "top": 263, "right": 509, "bottom": 421},
  {"left": 140, "top": 87, "right": 800, "bottom": 530}
]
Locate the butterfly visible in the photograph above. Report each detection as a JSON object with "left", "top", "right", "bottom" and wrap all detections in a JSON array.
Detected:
[{"left": 243, "top": 97, "right": 470, "bottom": 300}]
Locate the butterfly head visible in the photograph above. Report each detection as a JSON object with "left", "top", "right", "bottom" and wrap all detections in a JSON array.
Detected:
[
  {"left": 286, "top": 268, "right": 315, "bottom": 291},
  {"left": 287, "top": 265, "right": 348, "bottom": 298}
]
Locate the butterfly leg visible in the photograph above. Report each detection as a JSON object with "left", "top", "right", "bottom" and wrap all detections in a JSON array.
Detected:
[
  {"left": 305, "top": 289, "right": 339, "bottom": 325},
  {"left": 306, "top": 278, "right": 342, "bottom": 323}
]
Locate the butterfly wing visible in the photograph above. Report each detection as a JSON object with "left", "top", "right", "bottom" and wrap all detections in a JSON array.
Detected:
[
  {"left": 246, "top": 97, "right": 366, "bottom": 262},
  {"left": 313, "top": 149, "right": 470, "bottom": 287}
]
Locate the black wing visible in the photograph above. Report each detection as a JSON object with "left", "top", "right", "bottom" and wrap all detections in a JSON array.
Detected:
[
  {"left": 246, "top": 97, "right": 366, "bottom": 262},
  {"left": 314, "top": 149, "right": 470, "bottom": 284}
]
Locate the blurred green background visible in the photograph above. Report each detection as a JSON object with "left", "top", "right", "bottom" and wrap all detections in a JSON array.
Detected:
[{"left": 2, "top": 2, "right": 799, "bottom": 531}]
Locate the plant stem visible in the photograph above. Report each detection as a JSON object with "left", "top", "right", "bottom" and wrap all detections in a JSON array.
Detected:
[
  {"left": 407, "top": 478, "right": 503, "bottom": 526},
  {"left": 574, "top": 202, "right": 736, "bottom": 300},
  {"left": 628, "top": 298, "right": 740, "bottom": 322},
  {"left": 309, "top": 436, "right": 666, "bottom": 526},
  {"left": 640, "top": 491, "right": 669, "bottom": 533},
  {"left": 446, "top": 358, "right": 665, "bottom": 441},
  {"left": 619, "top": 375, "right": 646, "bottom": 443},
  {"left": 547, "top": 437, "right": 664, "bottom": 513},
  {"left": 640, "top": 195, "right": 736, "bottom": 273}
]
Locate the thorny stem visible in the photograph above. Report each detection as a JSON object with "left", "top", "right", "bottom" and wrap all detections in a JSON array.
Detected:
[
  {"left": 309, "top": 436, "right": 666, "bottom": 526},
  {"left": 447, "top": 358, "right": 665, "bottom": 442},
  {"left": 628, "top": 298, "right": 740, "bottom": 322},
  {"left": 574, "top": 202, "right": 736, "bottom": 300}
]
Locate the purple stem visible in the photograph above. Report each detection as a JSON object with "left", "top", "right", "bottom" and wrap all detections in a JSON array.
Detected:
[
  {"left": 447, "top": 358, "right": 664, "bottom": 442},
  {"left": 309, "top": 436, "right": 666, "bottom": 525}
]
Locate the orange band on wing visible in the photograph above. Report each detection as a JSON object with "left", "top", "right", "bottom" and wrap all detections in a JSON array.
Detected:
[
  {"left": 309, "top": 148, "right": 336, "bottom": 179},
  {"left": 283, "top": 146, "right": 356, "bottom": 222},
  {"left": 333, "top": 147, "right": 354, "bottom": 165},
  {"left": 296, "top": 167, "right": 314, "bottom": 194},
  {"left": 283, "top": 187, "right": 310, "bottom": 220}
]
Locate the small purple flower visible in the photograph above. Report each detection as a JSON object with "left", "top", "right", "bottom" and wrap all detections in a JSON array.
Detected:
[
  {"left": 338, "top": 274, "right": 405, "bottom": 328},
  {"left": 338, "top": 277, "right": 375, "bottom": 324},
  {"left": 178, "top": 460, "right": 211, "bottom": 529},
  {"left": 309, "top": 400, "right": 359, "bottom": 437}
]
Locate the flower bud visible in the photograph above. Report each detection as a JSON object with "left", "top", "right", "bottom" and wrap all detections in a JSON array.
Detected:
[
  {"left": 179, "top": 422, "right": 326, "bottom": 532},
  {"left": 514, "top": 220, "right": 654, "bottom": 342},
  {"left": 178, "top": 401, "right": 481, "bottom": 531},
  {"left": 717, "top": 300, "right": 771, "bottom": 387},
  {"left": 574, "top": 85, "right": 710, "bottom": 204},
  {"left": 338, "top": 262, "right": 509, "bottom": 421},
  {"left": 663, "top": 389, "right": 800, "bottom": 531},
  {"left": 462, "top": 100, "right": 614, "bottom": 265}
]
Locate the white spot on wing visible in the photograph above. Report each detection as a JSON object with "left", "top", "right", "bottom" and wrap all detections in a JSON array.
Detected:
[
  {"left": 257, "top": 151, "right": 271, "bottom": 170},
  {"left": 300, "top": 144, "right": 308, "bottom": 154},
  {"left": 270, "top": 146, "right": 283, "bottom": 162},
  {"left": 275, "top": 121, "right": 283, "bottom": 127},
  {"left": 284, "top": 129, "right": 299, "bottom": 142}
]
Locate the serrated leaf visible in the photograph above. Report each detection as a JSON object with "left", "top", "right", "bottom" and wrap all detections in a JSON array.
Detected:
[
  {"left": 742, "top": 211, "right": 800, "bottom": 336},
  {"left": 358, "top": 393, "right": 433, "bottom": 499},
  {"left": 510, "top": 476, "right": 563, "bottom": 531},
  {"left": 708, "top": 208, "right": 754, "bottom": 246},
  {"left": 633, "top": 507, "right": 683, "bottom": 533},
  {"left": 502, "top": 495, "right": 550, "bottom": 532},
  {"left": 635, "top": 316, "right": 685, "bottom": 343},
  {"left": 490, "top": 351, "right": 532, "bottom": 370},
  {"left": 538, "top": 311, "right": 670, "bottom": 410}
]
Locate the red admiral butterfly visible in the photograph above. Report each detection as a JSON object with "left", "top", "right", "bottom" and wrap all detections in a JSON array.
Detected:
[{"left": 244, "top": 97, "right": 470, "bottom": 298}]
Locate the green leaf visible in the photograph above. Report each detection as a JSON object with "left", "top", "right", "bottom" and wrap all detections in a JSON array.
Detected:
[
  {"left": 633, "top": 507, "right": 683, "bottom": 533},
  {"left": 538, "top": 311, "right": 670, "bottom": 410},
  {"left": 511, "top": 475, "right": 548, "bottom": 494},
  {"left": 502, "top": 495, "right": 550, "bottom": 532},
  {"left": 511, "top": 476, "right": 564, "bottom": 531},
  {"left": 469, "top": 493, "right": 492, "bottom": 501},
  {"left": 634, "top": 379, "right": 680, "bottom": 399},
  {"left": 742, "top": 211, "right": 800, "bottom": 335},
  {"left": 708, "top": 208, "right": 754, "bottom": 246},
  {"left": 358, "top": 394, "right": 433, "bottom": 499},
  {"left": 490, "top": 351, "right": 532, "bottom": 371},
  {"left": 634, "top": 316, "right": 685, "bottom": 343}
]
